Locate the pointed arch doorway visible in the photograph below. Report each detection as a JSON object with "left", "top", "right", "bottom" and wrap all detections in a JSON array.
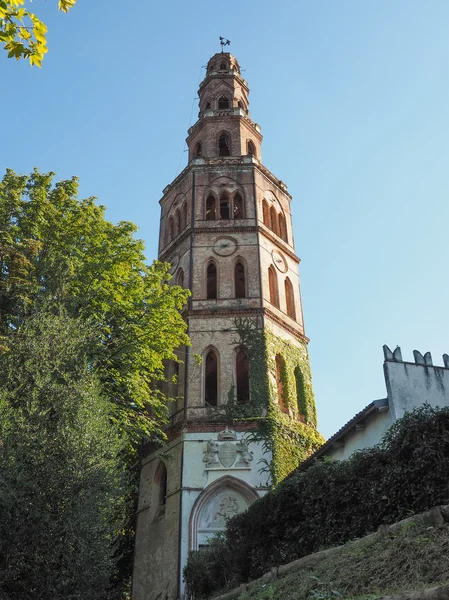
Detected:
[{"left": 189, "top": 476, "right": 259, "bottom": 550}]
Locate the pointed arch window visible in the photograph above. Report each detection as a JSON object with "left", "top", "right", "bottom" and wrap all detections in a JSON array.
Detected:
[
  {"left": 294, "top": 366, "right": 306, "bottom": 423},
  {"left": 278, "top": 213, "right": 287, "bottom": 242},
  {"left": 234, "top": 261, "right": 246, "bottom": 298},
  {"left": 268, "top": 266, "right": 279, "bottom": 308},
  {"left": 206, "top": 262, "right": 217, "bottom": 299},
  {"left": 262, "top": 199, "right": 269, "bottom": 227},
  {"left": 168, "top": 216, "right": 174, "bottom": 241},
  {"left": 269, "top": 206, "right": 278, "bottom": 236},
  {"left": 218, "top": 134, "right": 230, "bottom": 156},
  {"left": 219, "top": 62, "right": 227, "bottom": 71},
  {"left": 275, "top": 355, "right": 288, "bottom": 414},
  {"left": 220, "top": 194, "right": 230, "bottom": 219},
  {"left": 233, "top": 193, "right": 244, "bottom": 218},
  {"left": 247, "top": 140, "right": 256, "bottom": 157},
  {"left": 177, "top": 268, "right": 184, "bottom": 288},
  {"left": 236, "top": 349, "right": 250, "bottom": 404},
  {"left": 195, "top": 142, "right": 202, "bottom": 157},
  {"left": 205, "top": 350, "right": 218, "bottom": 406},
  {"left": 205, "top": 101, "right": 211, "bottom": 110},
  {"left": 182, "top": 202, "right": 188, "bottom": 229},
  {"left": 285, "top": 277, "right": 296, "bottom": 320},
  {"left": 175, "top": 209, "right": 181, "bottom": 236},
  {"left": 154, "top": 462, "right": 168, "bottom": 508},
  {"left": 218, "top": 96, "right": 230, "bottom": 109},
  {"left": 206, "top": 195, "right": 216, "bottom": 220}
]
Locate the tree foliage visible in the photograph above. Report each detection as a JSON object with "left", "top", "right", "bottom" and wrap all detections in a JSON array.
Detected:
[
  {"left": 0, "top": 311, "right": 128, "bottom": 600},
  {"left": 0, "top": 168, "right": 190, "bottom": 446},
  {"left": 0, "top": 0, "right": 76, "bottom": 66}
]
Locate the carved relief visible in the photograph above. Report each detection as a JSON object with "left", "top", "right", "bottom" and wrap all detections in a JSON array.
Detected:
[
  {"left": 203, "top": 428, "right": 253, "bottom": 469},
  {"left": 203, "top": 440, "right": 219, "bottom": 467},
  {"left": 198, "top": 490, "right": 248, "bottom": 530},
  {"left": 236, "top": 439, "right": 254, "bottom": 466},
  {"left": 218, "top": 442, "right": 237, "bottom": 468}
]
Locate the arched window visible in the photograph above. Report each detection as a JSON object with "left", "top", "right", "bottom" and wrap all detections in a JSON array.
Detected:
[
  {"left": 182, "top": 202, "right": 188, "bottom": 229},
  {"left": 294, "top": 366, "right": 305, "bottom": 423},
  {"left": 219, "top": 194, "right": 230, "bottom": 219},
  {"left": 205, "top": 101, "right": 211, "bottom": 110},
  {"left": 275, "top": 355, "right": 288, "bottom": 414},
  {"left": 278, "top": 213, "right": 287, "bottom": 242},
  {"left": 208, "top": 63, "right": 215, "bottom": 73},
  {"left": 262, "top": 199, "right": 269, "bottom": 227},
  {"left": 269, "top": 206, "right": 278, "bottom": 235},
  {"left": 177, "top": 269, "right": 184, "bottom": 288},
  {"left": 168, "top": 216, "right": 174, "bottom": 241},
  {"left": 247, "top": 140, "right": 256, "bottom": 157},
  {"left": 195, "top": 142, "right": 202, "bottom": 157},
  {"left": 154, "top": 462, "right": 167, "bottom": 508},
  {"left": 236, "top": 349, "right": 250, "bottom": 404},
  {"left": 219, "top": 62, "right": 227, "bottom": 71},
  {"left": 234, "top": 261, "right": 246, "bottom": 298},
  {"left": 205, "top": 350, "right": 218, "bottom": 406},
  {"left": 268, "top": 266, "right": 279, "bottom": 308},
  {"left": 285, "top": 277, "right": 296, "bottom": 320},
  {"left": 207, "top": 262, "right": 217, "bottom": 299},
  {"left": 218, "top": 134, "right": 230, "bottom": 156},
  {"left": 206, "top": 195, "right": 216, "bottom": 220},
  {"left": 218, "top": 96, "right": 230, "bottom": 109},
  {"left": 237, "top": 100, "right": 244, "bottom": 109},
  {"left": 175, "top": 209, "right": 181, "bottom": 236},
  {"left": 233, "top": 193, "right": 244, "bottom": 218}
]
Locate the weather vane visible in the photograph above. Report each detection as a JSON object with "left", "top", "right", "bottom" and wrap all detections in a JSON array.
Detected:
[{"left": 219, "top": 37, "right": 231, "bottom": 52}]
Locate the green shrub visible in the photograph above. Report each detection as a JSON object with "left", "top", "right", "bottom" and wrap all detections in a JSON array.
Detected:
[
  {"left": 184, "top": 405, "right": 449, "bottom": 598},
  {"left": 183, "top": 534, "right": 234, "bottom": 600}
]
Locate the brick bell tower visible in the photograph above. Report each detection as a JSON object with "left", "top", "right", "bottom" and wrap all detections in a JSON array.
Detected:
[{"left": 132, "top": 51, "right": 318, "bottom": 600}]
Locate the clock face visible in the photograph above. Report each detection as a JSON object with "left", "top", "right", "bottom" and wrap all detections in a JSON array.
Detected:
[
  {"left": 212, "top": 236, "right": 238, "bottom": 257},
  {"left": 272, "top": 249, "right": 288, "bottom": 273}
]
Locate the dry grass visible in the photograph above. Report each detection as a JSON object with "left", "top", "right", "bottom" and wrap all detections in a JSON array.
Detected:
[{"left": 238, "top": 522, "right": 449, "bottom": 600}]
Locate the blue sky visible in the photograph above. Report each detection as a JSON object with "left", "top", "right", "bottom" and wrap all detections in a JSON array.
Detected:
[{"left": 1, "top": 0, "right": 448, "bottom": 439}]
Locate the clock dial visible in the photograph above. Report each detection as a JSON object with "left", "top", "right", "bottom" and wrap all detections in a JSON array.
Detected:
[
  {"left": 212, "top": 236, "right": 238, "bottom": 257},
  {"left": 272, "top": 249, "right": 288, "bottom": 273}
]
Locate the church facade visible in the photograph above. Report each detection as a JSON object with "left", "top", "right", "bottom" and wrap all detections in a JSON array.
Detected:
[{"left": 132, "top": 51, "right": 320, "bottom": 600}]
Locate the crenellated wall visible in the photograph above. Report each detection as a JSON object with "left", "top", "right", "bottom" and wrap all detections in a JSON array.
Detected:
[
  {"left": 303, "top": 345, "right": 449, "bottom": 465},
  {"left": 383, "top": 345, "right": 449, "bottom": 421}
]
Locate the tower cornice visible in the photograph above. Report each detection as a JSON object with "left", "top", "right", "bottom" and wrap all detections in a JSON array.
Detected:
[
  {"left": 159, "top": 225, "right": 300, "bottom": 264},
  {"left": 187, "top": 110, "right": 262, "bottom": 140},
  {"left": 161, "top": 158, "right": 292, "bottom": 201}
]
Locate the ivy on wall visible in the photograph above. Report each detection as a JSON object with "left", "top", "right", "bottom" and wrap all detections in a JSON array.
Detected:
[{"left": 213, "top": 317, "right": 324, "bottom": 485}]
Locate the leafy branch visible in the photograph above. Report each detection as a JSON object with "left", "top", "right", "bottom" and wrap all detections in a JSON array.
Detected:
[{"left": 0, "top": 0, "right": 76, "bottom": 66}]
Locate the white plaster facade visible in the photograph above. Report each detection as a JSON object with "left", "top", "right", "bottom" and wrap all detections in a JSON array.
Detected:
[{"left": 303, "top": 346, "right": 449, "bottom": 465}]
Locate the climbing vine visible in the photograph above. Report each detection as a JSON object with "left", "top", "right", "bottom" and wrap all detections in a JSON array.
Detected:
[{"left": 213, "top": 317, "right": 324, "bottom": 485}]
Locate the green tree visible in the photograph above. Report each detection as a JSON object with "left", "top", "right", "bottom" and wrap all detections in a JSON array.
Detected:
[
  {"left": 0, "top": 311, "right": 128, "bottom": 600},
  {"left": 0, "top": 168, "right": 190, "bottom": 446},
  {"left": 0, "top": 1, "right": 76, "bottom": 66}
]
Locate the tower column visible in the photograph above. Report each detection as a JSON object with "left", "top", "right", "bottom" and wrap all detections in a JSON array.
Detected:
[{"left": 133, "top": 50, "right": 320, "bottom": 600}]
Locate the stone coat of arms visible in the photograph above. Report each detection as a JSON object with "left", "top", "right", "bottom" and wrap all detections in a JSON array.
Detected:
[{"left": 203, "top": 427, "right": 253, "bottom": 469}]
